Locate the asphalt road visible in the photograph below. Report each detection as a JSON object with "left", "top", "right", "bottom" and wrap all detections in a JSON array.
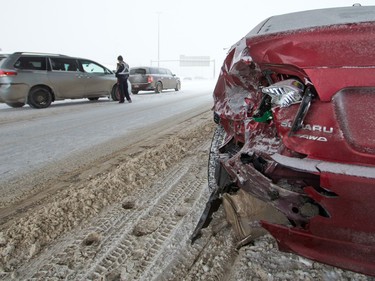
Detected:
[{"left": 0, "top": 80, "right": 215, "bottom": 186}]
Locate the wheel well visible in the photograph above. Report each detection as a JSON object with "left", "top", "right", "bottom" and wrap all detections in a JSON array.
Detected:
[{"left": 29, "top": 85, "right": 55, "bottom": 102}]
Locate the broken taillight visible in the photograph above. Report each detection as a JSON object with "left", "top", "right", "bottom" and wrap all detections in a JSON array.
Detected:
[
  {"left": 262, "top": 79, "right": 304, "bottom": 107},
  {"left": 147, "top": 75, "right": 153, "bottom": 83},
  {"left": 0, "top": 70, "right": 17, "bottom": 77}
]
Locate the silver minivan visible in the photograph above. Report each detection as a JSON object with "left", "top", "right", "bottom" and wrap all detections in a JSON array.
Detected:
[{"left": 0, "top": 52, "right": 118, "bottom": 108}]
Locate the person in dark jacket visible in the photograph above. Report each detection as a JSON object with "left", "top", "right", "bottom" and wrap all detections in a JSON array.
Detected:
[{"left": 115, "top": 55, "right": 132, "bottom": 103}]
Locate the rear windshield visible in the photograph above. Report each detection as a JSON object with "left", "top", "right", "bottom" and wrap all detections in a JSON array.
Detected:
[
  {"left": 130, "top": 68, "right": 147, "bottom": 75},
  {"left": 14, "top": 56, "right": 47, "bottom": 70},
  {"left": 0, "top": 55, "right": 7, "bottom": 64}
]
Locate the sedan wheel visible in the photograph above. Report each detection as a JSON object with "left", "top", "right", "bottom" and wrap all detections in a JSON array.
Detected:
[
  {"left": 175, "top": 81, "right": 181, "bottom": 91},
  {"left": 28, "top": 87, "right": 52, "bottom": 109},
  {"left": 155, "top": 82, "right": 163, "bottom": 93},
  {"left": 111, "top": 84, "right": 120, "bottom": 101}
]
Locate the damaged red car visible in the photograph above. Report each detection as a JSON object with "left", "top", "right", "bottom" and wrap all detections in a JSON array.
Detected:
[{"left": 192, "top": 5, "right": 375, "bottom": 277}]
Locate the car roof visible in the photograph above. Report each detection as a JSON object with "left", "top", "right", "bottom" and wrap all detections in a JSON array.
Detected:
[
  {"left": 12, "top": 52, "right": 71, "bottom": 57},
  {"left": 130, "top": 66, "right": 174, "bottom": 73},
  {"left": 131, "top": 66, "right": 169, "bottom": 69},
  {"left": 131, "top": 66, "right": 155, "bottom": 70},
  {"left": 130, "top": 66, "right": 150, "bottom": 69},
  {"left": 9, "top": 52, "right": 96, "bottom": 61},
  {"left": 250, "top": 5, "right": 375, "bottom": 36}
]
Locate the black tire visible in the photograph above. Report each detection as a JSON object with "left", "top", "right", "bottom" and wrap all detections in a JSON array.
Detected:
[
  {"left": 28, "top": 87, "right": 52, "bottom": 109},
  {"left": 175, "top": 81, "right": 181, "bottom": 91},
  {"left": 155, "top": 82, "right": 163, "bottom": 93},
  {"left": 6, "top": 102, "right": 25, "bottom": 108},
  {"left": 132, "top": 90, "right": 139, "bottom": 95},
  {"left": 111, "top": 84, "right": 120, "bottom": 101},
  {"left": 208, "top": 125, "right": 226, "bottom": 192},
  {"left": 88, "top": 97, "right": 100, "bottom": 101}
]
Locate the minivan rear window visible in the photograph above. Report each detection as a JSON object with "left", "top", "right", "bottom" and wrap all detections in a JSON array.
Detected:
[{"left": 50, "top": 57, "right": 80, "bottom": 71}]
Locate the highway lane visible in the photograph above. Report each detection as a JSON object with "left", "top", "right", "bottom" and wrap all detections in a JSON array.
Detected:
[{"left": 0, "top": 80, "right": 215, "bottom": 185}]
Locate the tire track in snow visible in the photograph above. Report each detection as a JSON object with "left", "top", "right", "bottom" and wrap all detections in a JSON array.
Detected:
[
  {"left": 14, "top": 146, "right": 212, "bottom": 280},
  {"left": 84, "top": 163, "right": 206, "bottom": 280}
]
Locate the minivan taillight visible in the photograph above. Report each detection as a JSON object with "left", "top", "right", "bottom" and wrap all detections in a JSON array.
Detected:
[
  {"left": 0, "top": 70, "right": 17, "bottom": 77},
  {"left": 147, "top": 75, "right": 153, "bottom": 83}
]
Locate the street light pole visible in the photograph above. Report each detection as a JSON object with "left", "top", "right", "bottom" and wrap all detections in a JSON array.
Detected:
[{"left": 157, "top": 12, "right": 161, "bottom": 67}]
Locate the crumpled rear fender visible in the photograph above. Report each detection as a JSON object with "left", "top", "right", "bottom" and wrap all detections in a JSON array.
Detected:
[
  {"left": 263, "top": 154, "right": 375, "bottom": 276},
  {"left": 218, "top": 145, "right": 375, "bottom": 276}
]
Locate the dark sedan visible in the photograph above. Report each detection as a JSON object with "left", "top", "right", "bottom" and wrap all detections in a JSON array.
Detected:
[{"left": 129, "top": 66, "right": 181, "bottom": 94}]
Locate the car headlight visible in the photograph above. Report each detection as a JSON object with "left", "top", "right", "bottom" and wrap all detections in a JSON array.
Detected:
[{"left": 262, "top": 79, "right": 304, "bottom": 107}]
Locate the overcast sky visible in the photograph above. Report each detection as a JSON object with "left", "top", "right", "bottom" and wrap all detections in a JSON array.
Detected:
[{"left": 1, "top": 0, "right": 374, "bottom": 71}]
